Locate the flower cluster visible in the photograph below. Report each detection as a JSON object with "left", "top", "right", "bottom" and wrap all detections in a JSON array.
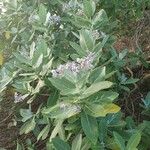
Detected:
[
  {"left": 0, "top": 2, "right": 7, "bottom": 14},
  {"left": 14, "top": 92, "right": 25, "bottom": 103},
  {"left": 76, "top": 9, "right": 84, "bottom": 16},
  {"left": 51, "top": 53, "right": 95, "bottom": 78},
  {"left": 59, "top": 102, "right": 81, "bottom": 113},
  {"left": 45, "top": 12, "right": 61, "bottom": 25},
  {"left": 62, "top": 2, "right": 77, "bottom": 12},
  {"left": 92, "top": 30, "right": 100, "bottom": 39}
]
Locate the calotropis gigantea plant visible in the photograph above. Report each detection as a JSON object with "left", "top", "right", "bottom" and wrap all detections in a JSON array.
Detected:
[{"left": 0, "top": 0, "right": 144, "bottom": 150}]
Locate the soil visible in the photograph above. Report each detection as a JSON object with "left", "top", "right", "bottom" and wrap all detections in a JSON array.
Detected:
[
  {"left": 0, "top": 89, "right": 18, "bottom": 149},
  {"left": 120, "top": 66, "right": 150, "bottom": 123}
]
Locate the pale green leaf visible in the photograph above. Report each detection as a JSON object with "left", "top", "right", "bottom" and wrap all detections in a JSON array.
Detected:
[
  {"left": 30, "top": 42, "right": 35, "bottom": 59},
  {"left": 39, "top": 4, "right": 47, "bottom": 24},
  {"left": 52, "top": 137, "right": 71, "bottom": 150},
  {"left": 88, "top": 66, "right": 106, "bottom": 83},
  {"left": 83, "top": 0, "right": 96, "bottom": 18},
  {"left": 0, "top": 52, "right": 4, "bottom": 65},
  {"left": 20, "top": 109, "right": 33, "bottom": 122},
  {"left": 93, "top": 9, "right": 108, "bottom": 27},
  {"left": 42, "top": 102, "right": 81, "bottom": 119},
  {"left": 113, "top": 132, "right": 125, "bottom": 150},
  {"left": 33, "top": 54, "right": 43, "bottom": 69},
  {"left": 85, "top": 103, "right": 120, "bottom": 117},
  {"left": 81, "top": 112, "right": 98, "bottom": 144},
  {"left": 72, "top": 134, "right": 82, "bottom": 150},
  {"left": 37, "top": 125, "right": 50, "bottom": 141},
  {"left": 20, "top": 118, "right": 36, "bottom": 134},
  {"left": 49, "top": 77, "right": 75, "bottom": 91},
  {"left": 80, "top": 30, "right": 95, "bottom": 51},
  {"left": 126, "top": 131, "right": 141, "bottom": 150},
  {"left": 81, "top": 81, "right": 113, "bottom": 99},
  {"left": 70, "top": 41, "right": 87, "bottom": 56},
  {"left": 93, "top": 35, "right": 109, "bottom": 53},
  {"left": 13, "top": 52, "right": 31, "bottom": 66},
  {"left": 49, "top": 77, "right": 78, "bottom": 95}
]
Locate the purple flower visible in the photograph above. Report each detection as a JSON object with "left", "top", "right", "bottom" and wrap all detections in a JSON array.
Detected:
[
  {"left": 51, "top": 53, "right": 95, "bottom": 78},
  {"left": 62, "top": 2, "right": 77, "bottom": 12},
  {"left": 14, "top": 92, "right": 27, "bottom": 103},
  {"left": 92, "top": 30, "right": 100, "bottom": 39}
]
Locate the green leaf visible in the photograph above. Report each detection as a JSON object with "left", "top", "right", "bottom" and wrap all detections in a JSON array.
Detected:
[
  {"left": 72, "top": 134, "right": 82, "bottom": 150},
  {"left": 126, "top": 132, "right": 141, "bottom": 150},
  {"left": 31, "top": 79, "right": 45, "bottom": 95},
  {"left": 81, "top": 81, "right": 113, "bottom": 99},
  {"left": 52, "top": 137, "right": 71, "bottom": 150},
  {"left": 0, "top": 75, "right": 13, "bottom": 93},
  {"left": 37, "top": 125, "right": 50, "bottom": 141},
  {"left": 88, "top": 66, "right": 106, "bottom": 83},
  {"left": 143, "top": 92, "right": 150, "bottom": 108},
  {"left": 20, "top": 118, "right": 36, "bottom": 134},
  {"left": 93, "top": 9, "right": 108, "bottom": 28},
  {"left": 63, "top": 70, "right": 77, "bottom": 84},
  {"left": 16, "top": 141, "right": 24, "bottom": 150},
  {"left": 49, "top": 120, "right": 63, "bottom": 141},
  {"left": 87, "top": 91, "right": 119, "bottom": 103},
  {"left": 33, "top": 54, "right": 43, "bottom": 69},
  {"left": 113, "top": 132, "right": 125, "bottom": 150},
  {"left": 119, "top": 49, "right": 128, "bottom": 60},
  {"left": 83, "top": 0, "right": 96, "bottom": 18},
  {"left": 49, "top": 77, "right": 75, "bottom": 91},
  {"left": 30, "top": 42, "right": 35, "bottom": 59},
  {"left": 80, "top": 30, "right": 95, "bottom": 51},
  {"left": 33, "top": 25, "right": 48, "bottom": 32},
  {"left": 20, "top": 109, "right": 33, "bottom": 122},
  {"left": 40, "top": 58, "right": 53, "bottom": 76},
  {"left": 9, "top": 0, "right": 17, "bottom": 8},
  {"left": 39, "top": 4, "right": 47, "bottom": 24},
  {"left": 49, "top": 77, "right": 79, "bottom": 95},
  {"left": 93, "top": 35, "right": 109, "bottom": 53},
  {"left": 47, "top": 90, "right": 59, "bottom": 107},
  {"left": 32, "top": 39, "right": 47, "bottom": 66},
  {"left": 81, "top": 138, "right": 91, "bottom": 150},
  {"left": 37, "top": 39, "right": 48, "bottom": 56},
  {"left": 42, "top": 102, "right": 81, "bottom": 119},
  {"left": 73, "top": 15, "right": 91, "bottom": 28},
  {"left": 0, "top": 52, "right": 4, "bottom": 65},
  {"left": 0, "top": 67, "right": 18, "bottom": 93},
  {"left": 121, "top": 78, "right": 139, "bottom": 85},
  {"left": 70, "top": 42, "right": 87, "bottom": 56},
  {"left": 81, "top": 112, "right": 98, "bottom": 144},
  {"left": 84, "top": 103, "right": 120, "bottom": 117},
  {"left": 13, "top": 52, "right": 31, "bottom": 66}
]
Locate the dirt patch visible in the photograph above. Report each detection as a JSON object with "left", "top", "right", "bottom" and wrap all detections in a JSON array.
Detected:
[
  {"left": 114, "top": 10, "right": 150, "bottom": 54},
  {"left": 0, "top": 90, "right": 18, "bottom": 149},
  {"left": 120, "top": 65, "right": 150, "bottom": 123}
]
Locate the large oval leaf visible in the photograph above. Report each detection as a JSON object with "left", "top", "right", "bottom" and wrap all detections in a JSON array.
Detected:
[
  {"left": 81, "top": 112, "right": 98, "bottom": 144},
  {"left": 84, "top": 103, "right": 120, "bottom": 117},
  {"left": 42, "top": 102, "right": 81, "bottom": 119},
  {"left": 79, "top": 30, "right": 95, "bottom": 51},
  {"left": 113, "top": 132, "right": 125, "bottom": 150},
  {"left": 83, "top": 0, "right": 96, "bottom": 18},
  {"left": 126, "top": 131, "right": 141, "bottom": 150},
  {"left": 81, "top": 81, "right": 113, "bottom": 99},
  {"left": 71, "top": 134, "right": 82, "bottom": 150},
  {"left": 52, "top": 137, "right": 70, "bottom": 150}
]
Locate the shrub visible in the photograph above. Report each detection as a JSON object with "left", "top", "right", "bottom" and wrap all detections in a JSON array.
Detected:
[{"left": 0, "top": 0, "right": 150, "bottom": 149}]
